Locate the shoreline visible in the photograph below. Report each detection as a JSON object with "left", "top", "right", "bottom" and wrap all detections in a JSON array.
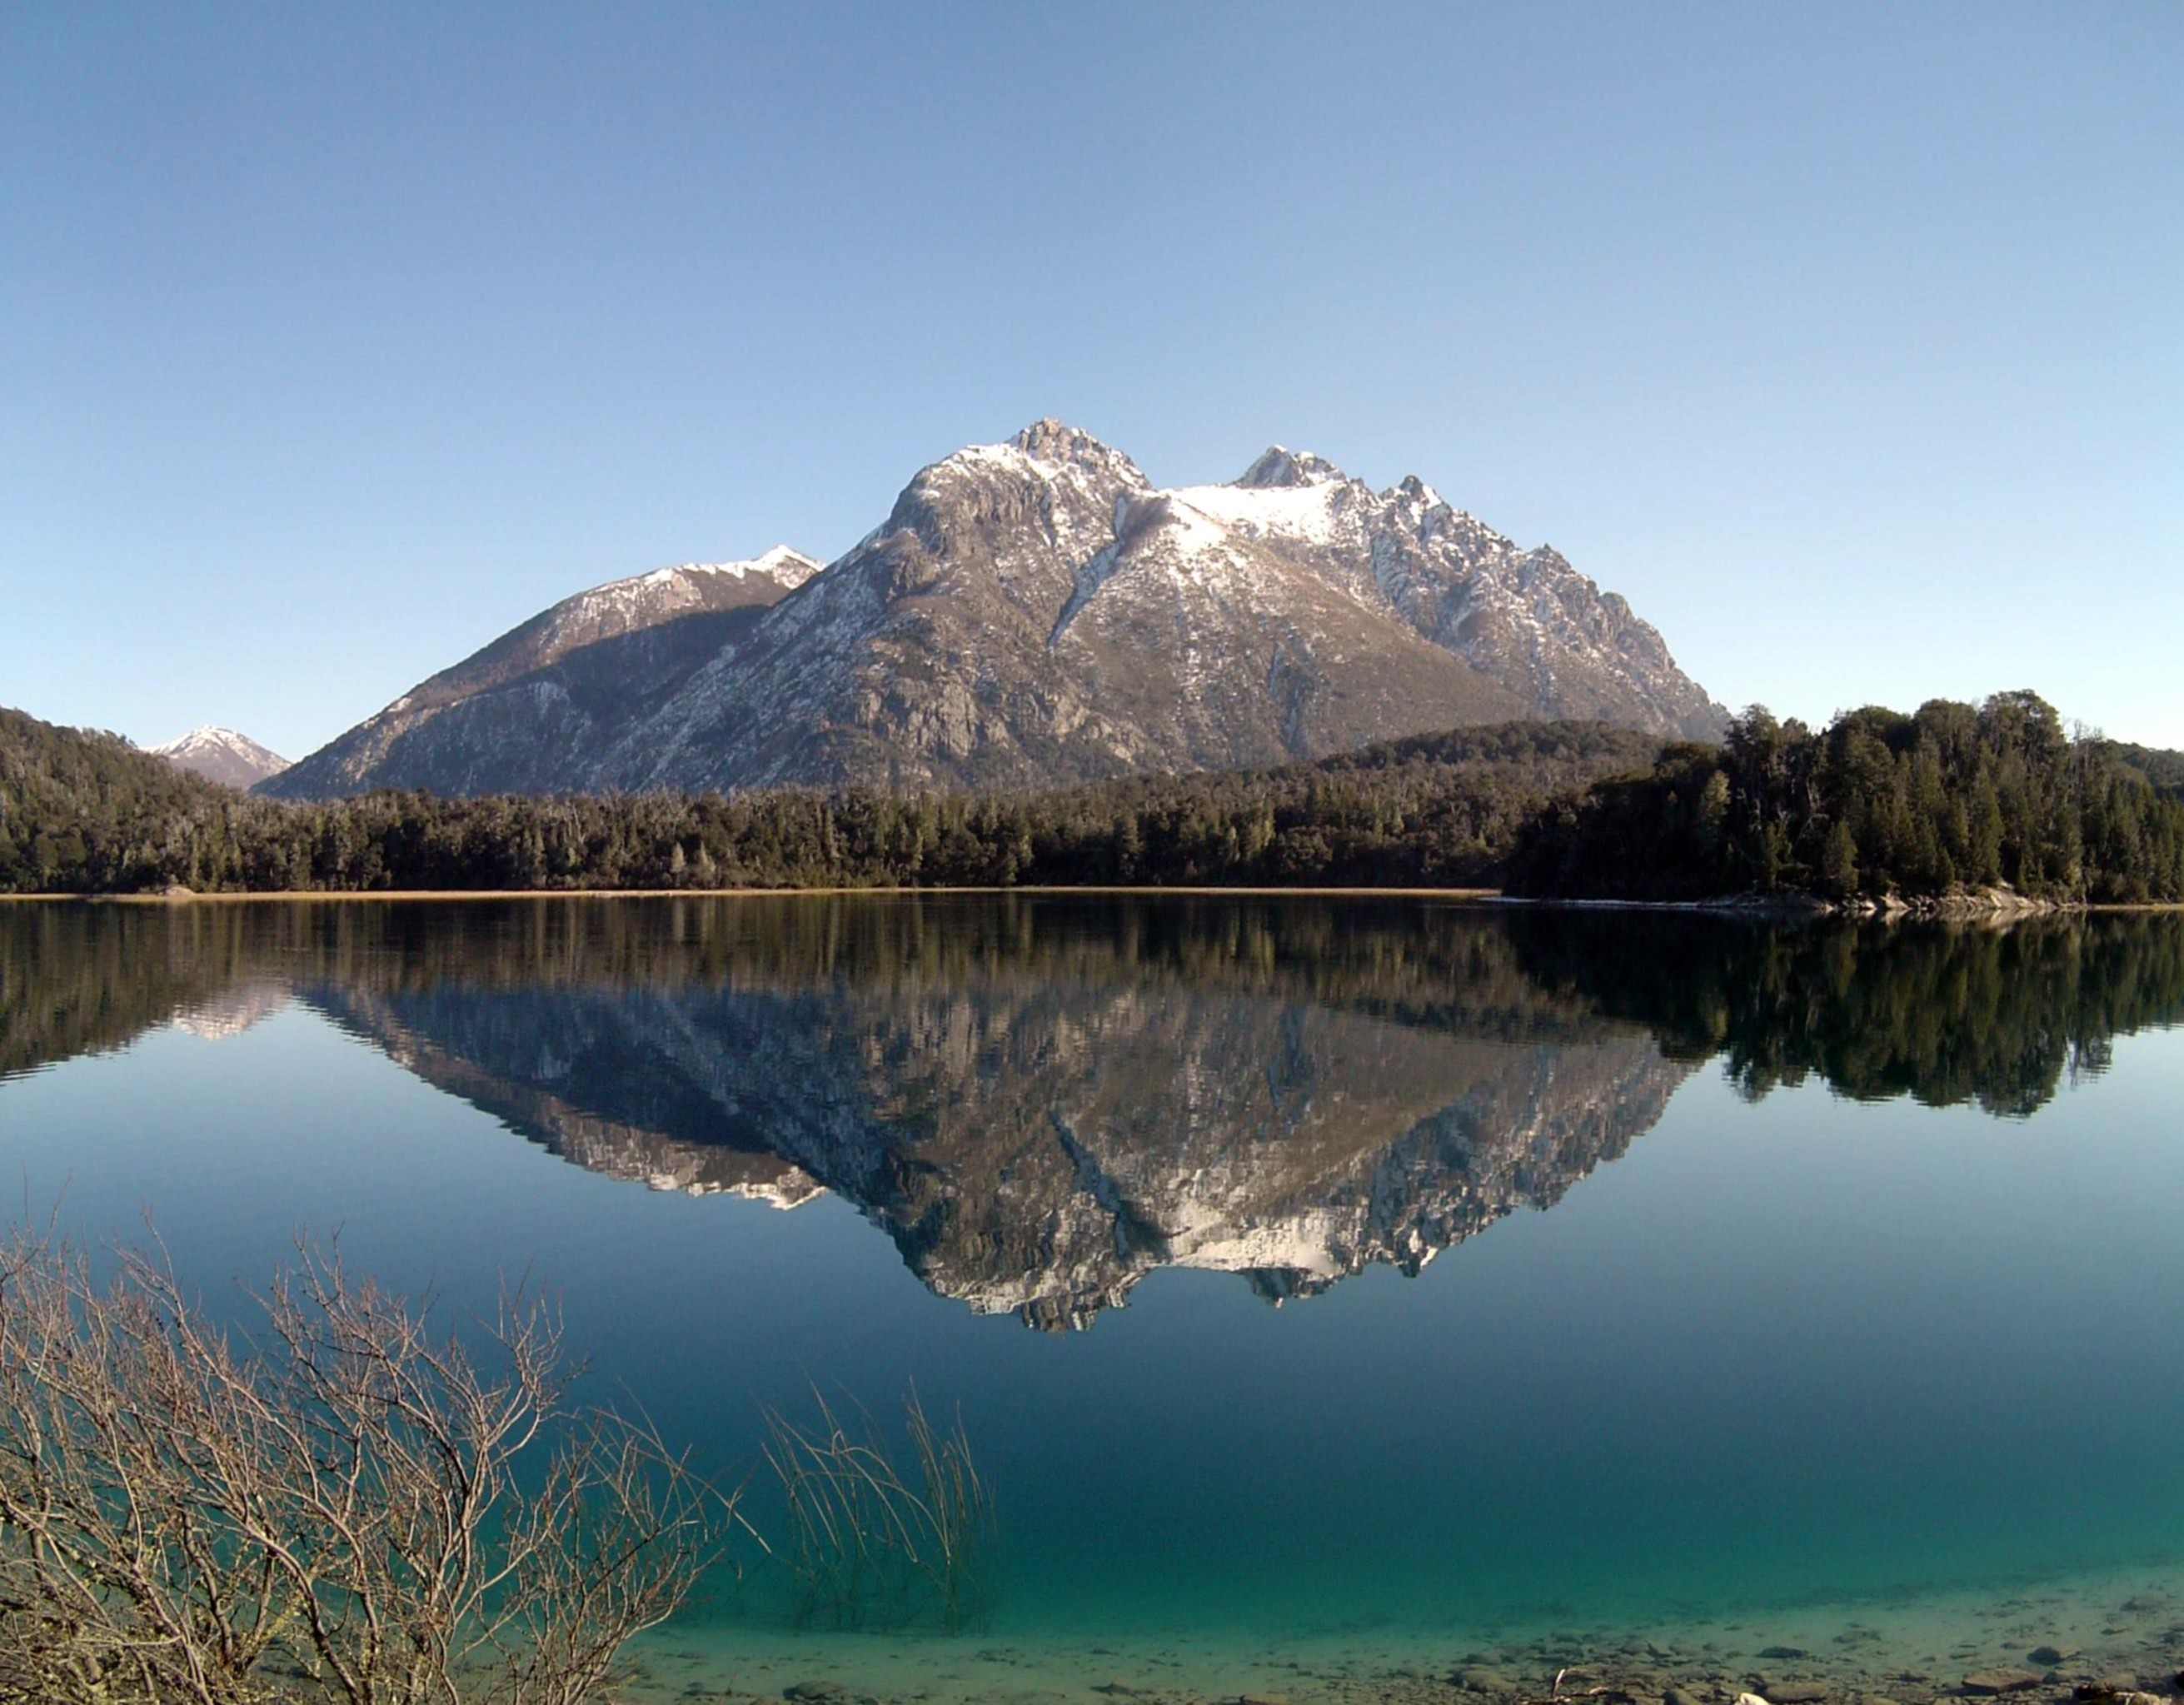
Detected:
[
  {"left": 2, "top": 885, "right": 2180, "bottom": 915},
  {"left": 617, "top": 1556, "right": 2184, "bottom": 1705},
  {"left": 0, "top": 884, "right": 1503, "bottom": 904},
  {"left": 2, "top": 884, "right": 2181, "bottom": 915}
]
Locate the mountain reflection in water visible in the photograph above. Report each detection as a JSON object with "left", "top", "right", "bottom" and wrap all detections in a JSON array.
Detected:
[{"left": 5, "top": 895, "right": 2182, "bottom": 1328}]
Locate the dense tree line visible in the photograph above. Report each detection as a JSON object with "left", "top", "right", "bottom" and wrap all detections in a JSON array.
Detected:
[
  {"left": 1506, "top": 692, "right": 2184, "bottom": 905},
  {"left": 1, "top": 706, "right": 1658, "bottom": 895},
  {"left": 10, "top": 700, "right": 2182, "bottom": 903}
]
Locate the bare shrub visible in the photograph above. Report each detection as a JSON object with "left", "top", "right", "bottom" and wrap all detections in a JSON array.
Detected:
[
  {"left": 761, "top": 1384, "right": 995, "bottom": 1634},
  {"left": 0, "top": 1224, "right": 732, "bottom": 1704}
]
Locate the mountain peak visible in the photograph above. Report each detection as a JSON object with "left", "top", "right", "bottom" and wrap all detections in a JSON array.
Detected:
[
  {"left": 1003, "top": 419, "right": 1150, "bottom": 491},
  {"left": 742, "top": 543, "right": 820, "bottom": 580},
  {"left": 1236, "top": 446, "right": 1349, "bottom": 489},
  {"left": 156, "top": 724, "right": 232, "bottom": 749},
  {"left": 920, "top": 422, "right": 1146, "bottom": 495},
  {"left": 153, "top": 725, "right": 280, "bottom": 759},
  {"left": 1012, "top": 417, "right": 1108, "bottom": 462},
  {"left": 152, "top": 725, "right": 291, "bottom": 788}
]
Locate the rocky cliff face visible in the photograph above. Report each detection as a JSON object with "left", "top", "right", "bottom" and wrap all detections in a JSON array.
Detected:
[
  {"left": 269, "top": 424, "right": 1723, "bottom": 798},
  {"left": 303, "top": 944, "right": 1691, "bottom": 1329}
]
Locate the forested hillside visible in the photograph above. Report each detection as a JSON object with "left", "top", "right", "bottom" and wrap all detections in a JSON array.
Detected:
[
  {"left": 2102, "top": 740, "right": 2184, "bottom": 801},
  {"left": 0, "top": 710, "right": 247, "bottom": 893},
  {"left": 9, "top": 698, "right": 2180, "bottom": 904},
  {"left": 2, "top": 706, "right": 1657, "bottom": 894},
  {"left": 1507, "top": 693, "right": 2184, "bottom": 905}
]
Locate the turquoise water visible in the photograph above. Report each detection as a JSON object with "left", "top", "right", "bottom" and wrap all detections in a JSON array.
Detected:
[{"left": 2, "top": 896, "right": 2182, "bottom": 1687}]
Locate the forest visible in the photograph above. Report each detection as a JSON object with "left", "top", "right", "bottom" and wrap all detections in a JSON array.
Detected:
[
  {"left": 1506, "top": 692, "right": 2184, "bottom": 905},
  {"left": 0, "top": 707, "right": 1655, "bottom": 895},
  {"left": 5, "top": 695, "right": 2182, "bottom": 904}
]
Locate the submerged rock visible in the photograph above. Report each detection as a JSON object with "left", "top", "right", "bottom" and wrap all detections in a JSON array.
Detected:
[{"left": 1962, "top": 1670, "right": 2044, "bottom": 1696}]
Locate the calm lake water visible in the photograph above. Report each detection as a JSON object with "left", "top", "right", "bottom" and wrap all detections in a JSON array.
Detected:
[{"left": 3, "top": 895, "right": 2182, "bottom": 1697}]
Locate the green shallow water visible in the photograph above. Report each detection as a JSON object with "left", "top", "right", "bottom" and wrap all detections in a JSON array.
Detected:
[{"left": 2, "top": 895, "right": 2182, "bottom": 1694}]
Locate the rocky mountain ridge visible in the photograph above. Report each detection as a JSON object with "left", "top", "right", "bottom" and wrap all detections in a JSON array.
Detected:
[
  {"left": 264, "top": 424, "right": 1725, "bottom": 800},
  {"left": 264, "top": 549, "right": 820, "bottom": 800}
]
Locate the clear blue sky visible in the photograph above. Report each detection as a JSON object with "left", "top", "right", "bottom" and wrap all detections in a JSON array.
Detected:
[{"left": 5, "top": 1, "right": 2179, "bottom": 760}]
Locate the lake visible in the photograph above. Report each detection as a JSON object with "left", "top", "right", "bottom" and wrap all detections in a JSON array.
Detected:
[{"left": 2, "top": 894, "right": 2182, "bottom": 1703}]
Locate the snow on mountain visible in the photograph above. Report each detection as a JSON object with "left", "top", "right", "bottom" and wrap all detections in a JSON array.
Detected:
[
  {"left": 152, "top": 725, "right": 290, "bottom": 789},
  {"left": 261, "top": 548, "right": 820, "bottom": 800},
  {"left": 270, "top": 424, "right": 1726, "bottom": 800}
]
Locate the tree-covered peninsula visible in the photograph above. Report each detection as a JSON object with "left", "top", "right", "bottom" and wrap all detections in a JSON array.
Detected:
[{"left": 1506, "top": 692, "right": 2184, "bottom": 905}]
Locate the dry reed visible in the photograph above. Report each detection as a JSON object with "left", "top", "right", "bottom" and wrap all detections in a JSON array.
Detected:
[{"left": 760, "top": 1383, "right": 996, "bottom": 1633}]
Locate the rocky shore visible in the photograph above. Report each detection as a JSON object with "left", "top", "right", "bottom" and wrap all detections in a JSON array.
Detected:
[
  {"left": 1502, "top": 885, "right": 2087, "bottom": 921},
  {"left": 618, "top": 1575, "right": 2184, "bottom": 1705}
]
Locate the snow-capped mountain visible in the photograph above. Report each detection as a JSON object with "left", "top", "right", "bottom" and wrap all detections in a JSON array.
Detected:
[
  {"left": 268, "top": 425, "right": 1723, "bottom": 799},
  {"left": 152, "top": 725, "right": 290, "bottom": 788}
]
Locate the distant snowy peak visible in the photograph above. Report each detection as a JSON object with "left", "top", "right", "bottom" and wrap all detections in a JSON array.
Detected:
[
  {"left": 152, "top": 725, "right": 290, "bottom": 788},
  {"left": 748, "top": 544, "right": 822, "bottom": 584}
]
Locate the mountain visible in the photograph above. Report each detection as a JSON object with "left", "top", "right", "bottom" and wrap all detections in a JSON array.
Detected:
[
  {"left": 266, "top": 423, "right": 1725, "bottom": 800},
  {"left": 262, "top": 548, "right": 820, "bottom": 800},
  {"left": 151, "top": 725, "right": 289, "bottom": 788}
]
